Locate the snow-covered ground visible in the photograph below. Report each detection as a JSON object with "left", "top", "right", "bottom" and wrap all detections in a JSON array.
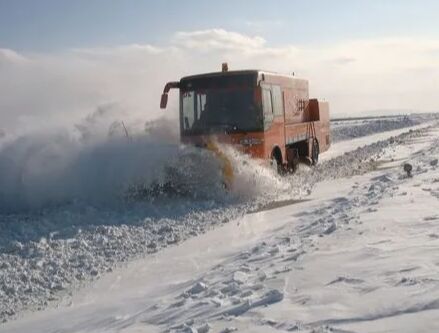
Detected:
[
  {"left": 1, "top": 116, "right": 439, "bottom": 332},
  {"left": 330, "top": 115, "right": 421, "bottom": 142}
]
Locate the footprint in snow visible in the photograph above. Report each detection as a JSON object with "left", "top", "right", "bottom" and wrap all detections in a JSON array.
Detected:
[
  {"left": 326, "top": 276, "right": 365, "bottom": 286},
  {"left": 186, "top": 281, "right": 208, "bottom": 296},
  {"left": 322, "top": 222, "right": 337, "bottom": 235},
  {"left": 219, "top": 328, "right": 237, "bottom": 333},
  {"left": 217, "top": 289, "right": 284, "bottom": 317}
]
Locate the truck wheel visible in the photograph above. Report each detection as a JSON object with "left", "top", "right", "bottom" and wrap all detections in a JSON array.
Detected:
[
  {"left": 270, "top": 149, "right": 284, "bottom": 175},
  {"left": 270, "top": 157, "right": 281, "bottom": 174},
  {"left": 287, "top": 148, "right": 299, "bottom": 173},
  {"left": 290, "top": 158, "right": 299, "bottom": 173},
  {"left": 312, "top": 139, "right": 319, "bottom": 165}
]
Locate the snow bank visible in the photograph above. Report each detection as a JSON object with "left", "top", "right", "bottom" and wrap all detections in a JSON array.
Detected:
[{"left": 330, "top": 114, "right": 438, "bottom": 143}]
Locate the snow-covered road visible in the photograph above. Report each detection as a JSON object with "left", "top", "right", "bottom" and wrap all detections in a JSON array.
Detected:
[
  {"left": 322, "top": 121, "right": 434, "bottom": 160},
  {"left": 3, "top": 123, "right": 439, "bottom": 332}
]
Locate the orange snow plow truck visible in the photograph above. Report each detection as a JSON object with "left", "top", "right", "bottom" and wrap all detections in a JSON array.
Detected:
[{"left": 160, "top": 64, "right": 330, "bottom": 174}]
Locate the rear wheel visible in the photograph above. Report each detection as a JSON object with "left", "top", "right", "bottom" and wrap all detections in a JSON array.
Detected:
[
  {"left": 286, "top": 147, "right": 300, "bottom": 173},
  {"left": 311, "top": 139, "right": 319, "bottom": 165}
]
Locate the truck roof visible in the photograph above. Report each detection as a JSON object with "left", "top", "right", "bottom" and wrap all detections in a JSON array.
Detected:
[{"left": 181, "top": 70, "right": 297, "bottom": 81}]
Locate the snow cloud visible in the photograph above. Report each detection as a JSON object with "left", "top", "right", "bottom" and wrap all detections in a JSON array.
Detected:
[{"left": 1, "top": 30, "right": 439, "bottom": 135}]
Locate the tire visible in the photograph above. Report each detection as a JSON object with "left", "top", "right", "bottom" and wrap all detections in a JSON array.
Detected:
[
  {"left": 270, "top": 156, "right": 280, "bottom": 174},
  {"left": 311, "top": 139, "right": 319, "bottom": 165},
  {"left": 287, "top": 148, "right": 299, "bottom": 173},
  {"left": 290, "top": 158, "right": 299, "bottom": 173},
  {"left": 270, "top": 150, "right": 284, "bottom": 175}
]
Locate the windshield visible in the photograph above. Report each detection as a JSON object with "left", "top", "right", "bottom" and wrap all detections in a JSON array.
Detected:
[{"left": 180, "top": 88, "right": 263, "bottom": 134}]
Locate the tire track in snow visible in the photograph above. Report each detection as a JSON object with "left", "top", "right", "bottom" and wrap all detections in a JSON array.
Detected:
[
  {"left": 132, "top": 125, "right": 439, "bottom": 332},
  {"left": 130, "top": 160, "right": 403, "bottom": 332}
]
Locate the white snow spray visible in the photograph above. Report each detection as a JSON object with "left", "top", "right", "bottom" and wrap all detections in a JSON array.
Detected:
[
  {"left": 0, "top": 107, "right": 291, "bottom": 214},
  {"left": 0, "top": 122, "right": 203, "bottom": 213}
]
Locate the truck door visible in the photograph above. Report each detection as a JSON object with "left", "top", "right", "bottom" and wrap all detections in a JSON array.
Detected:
[
  {"left": 272, "top": 85, "right": 285, "bottom": 150},
  {"left": 262, "top": 84, "right": 286, "bottom": 160}
]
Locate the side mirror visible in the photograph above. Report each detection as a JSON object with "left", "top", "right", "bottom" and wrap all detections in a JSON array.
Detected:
[{"left": 160, "top": 93, "right": 168, "bottom": 109}]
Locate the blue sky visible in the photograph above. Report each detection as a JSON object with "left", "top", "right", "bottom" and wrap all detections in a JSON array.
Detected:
[{"left": 1, "top": 0, "right": 439, "bottom": 51}]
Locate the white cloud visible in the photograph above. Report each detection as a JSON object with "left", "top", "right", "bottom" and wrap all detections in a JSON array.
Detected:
[
  {"left": 173, "top": 29, "right": 266, "bottom": 51},
  {"left": 0, "top": 48, "right": 28, "bottom": 65},
  {"left": 1, "top": 30, "right": 438, "bottom": 136}
]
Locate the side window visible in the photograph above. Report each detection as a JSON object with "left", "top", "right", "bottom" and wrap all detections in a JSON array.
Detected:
[
  {"left": 262, "top": 87, "right": 273, "bottom": 129},
  {"left": 196, "top": 92, "right": 207, "bottom": 119},
  {"left": 272, "top": 85, "right": 283, "bottom": 116},
  {"left": 182, "top": 92, "right": 195, "bottom": 129},
  {"left": 262, "top": 87, "right": 273, "bottom": 115}
]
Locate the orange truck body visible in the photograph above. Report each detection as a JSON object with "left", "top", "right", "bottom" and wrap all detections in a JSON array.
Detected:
[{"left": 160, "top": 68, "right": 330, "bottom": 171}]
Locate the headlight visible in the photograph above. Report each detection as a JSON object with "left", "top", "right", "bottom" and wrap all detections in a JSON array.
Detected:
[{"left": 239, "top": 138, "right": 263, "bottom": 146}]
